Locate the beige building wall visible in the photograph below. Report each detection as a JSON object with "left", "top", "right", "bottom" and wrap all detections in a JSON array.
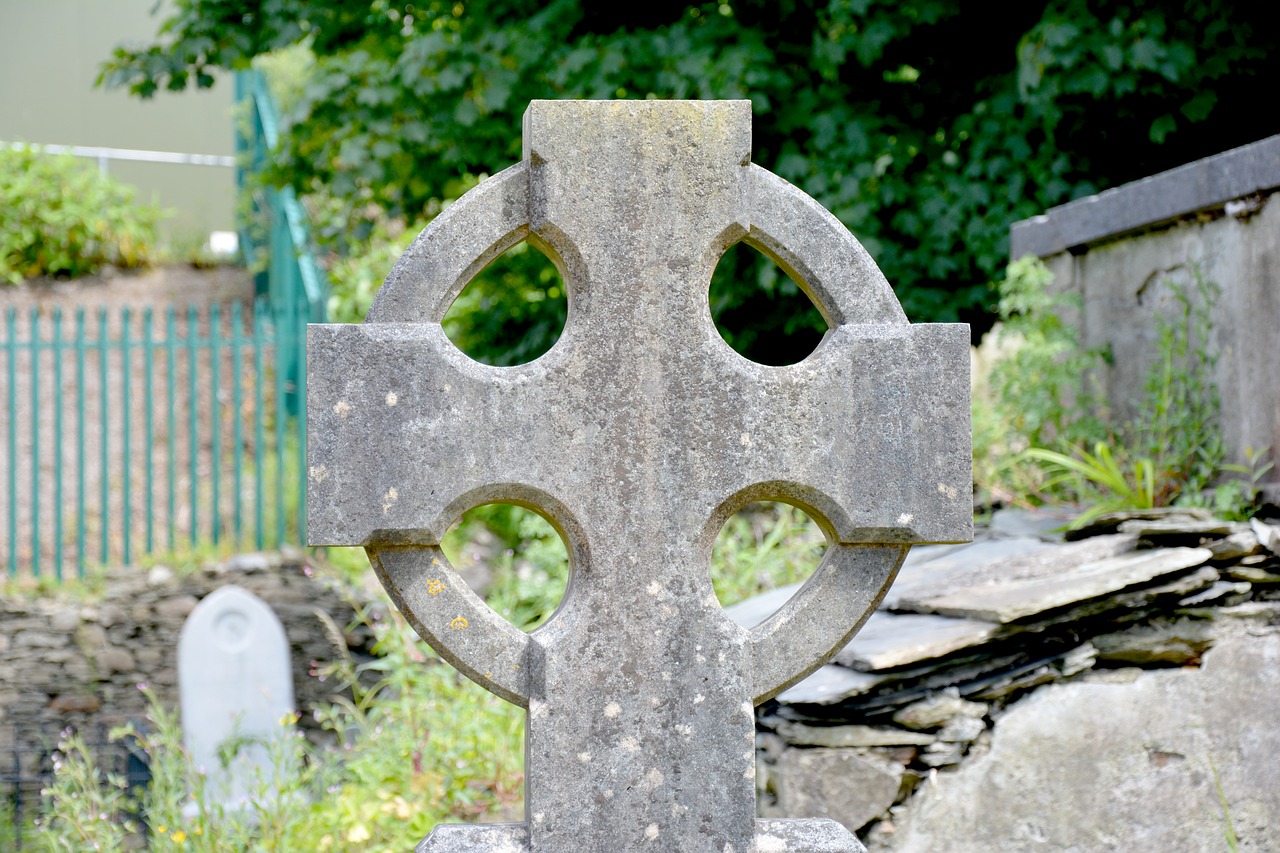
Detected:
[{"left": 0, "top": 0, "right": 236, "bottom": 242}]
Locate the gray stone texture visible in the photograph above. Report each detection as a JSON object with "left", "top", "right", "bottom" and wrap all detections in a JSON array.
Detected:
[
  {"left": 770, "top": 748, "right": 904, "bottom": 837},
  {"left": 831, "top": 612, "right": 998, "bottom": 671},
  {"left": 898, "top": 546, "right": 1213, "bottom": 623},
  {"left": 885, "top": 625, "right": 1280, "bottom": 852},
  {"left": 1010, "top": 134, "right": 1280, "bottom": 258},
  {"left": 309, "top": 100, "right": 971, "bottom": 852}
]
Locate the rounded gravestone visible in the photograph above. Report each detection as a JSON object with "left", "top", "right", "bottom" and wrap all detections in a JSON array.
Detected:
[{"left": 178, "top": 585, "right": 295, "bottom": 806}]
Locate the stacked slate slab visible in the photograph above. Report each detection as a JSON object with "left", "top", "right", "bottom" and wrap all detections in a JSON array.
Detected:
[{"left": 730, "top": 507, "right": 1280, "bottom": 839}]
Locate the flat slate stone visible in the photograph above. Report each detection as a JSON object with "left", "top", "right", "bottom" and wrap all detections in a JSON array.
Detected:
[
  {"left": 1251, "top": 518, "right": 1280, "bottom": 554},
  {"left": 831, "top": 611, "right": 1000, "bottom": 672},
  {"left": 1178, "top": 580, "right": 1251, "bottom": 607},
  {"left": 776, "top": 664, "right": 885, "bottom": 705},
  {"left": 986, "top": 507, "right": 1076, "bottom": 541},
  {"left": 884, "top": 534, "right": 1135, "bottom": 611},
  {"left": 892, "top": 692, "right": 988, "bottom": 730},
  {"left": 769, "top": 718, "right": 935, "bottom": 748},
  {"left": 900, "top": 547, "right": 1213, "bottom": 623},
  {"left": 1065, "top": 506, "right": 1213, "bottom": 540},
  {"left": 1116, "top": 518, "right": 1240, "bottom": 538},
  {"left": 1207, "top": 530, "right": 1261, "bottom": 560},
  {"left": 881, "top": 538, "right": 1055, "bottom": 609}
]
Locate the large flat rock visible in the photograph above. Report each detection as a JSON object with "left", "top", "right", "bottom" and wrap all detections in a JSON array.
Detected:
[
  {"left": 898, "top": 546, "right": 1210, "bottom": 623},
  {"left": 885, "top": 626, "right": 1280, "bottom": 852},
  {"left": 832, "top": 611, "right": 999, "bottom": 672},
  {"left": 882, "top": 537, "right": 1067, "bottom": 610},
  {"left": 772, "top": 749, "right": 904, "bottom": 835},
  {"left": 776, "top": 664, "right": 884, "bottom": 705}
]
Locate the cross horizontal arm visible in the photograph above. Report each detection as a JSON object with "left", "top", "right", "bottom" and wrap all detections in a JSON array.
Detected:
[{"left": 308, "top": 322, "right": 972, "bottom": 551}]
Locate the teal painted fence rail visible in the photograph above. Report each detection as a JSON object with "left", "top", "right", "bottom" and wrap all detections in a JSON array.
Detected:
[
  {"left": 1, "top": 298, "right": 307, "bottom": 579},
  {"left": 236, "top": 68, "right": 328, "bottom": 416},
  {"left": 0, "top": 66, "right": 328, "bottom": 580}
]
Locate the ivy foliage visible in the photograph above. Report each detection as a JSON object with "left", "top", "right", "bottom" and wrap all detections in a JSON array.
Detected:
[{"left": 101, "top": 0, "right": 1278, "bottom": 362}]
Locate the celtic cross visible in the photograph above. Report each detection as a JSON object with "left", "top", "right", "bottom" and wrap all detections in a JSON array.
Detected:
[{"left": 308, "top": 100, "right": 970, "bottom": 853}]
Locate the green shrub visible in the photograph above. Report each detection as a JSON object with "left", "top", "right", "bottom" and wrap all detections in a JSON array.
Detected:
[
  {"left": 973, "top": 256, "right": 1108, "bottom": 507},
  {"left": 0, "top": 145, "right": 164, "bottom": 284},
  {"left": 325, "top": 218, "right": 417, "bottom": 324}
]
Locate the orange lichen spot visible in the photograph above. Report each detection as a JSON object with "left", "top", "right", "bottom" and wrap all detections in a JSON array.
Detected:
[
  {"left": 450, "top": 616, "right": 469, "bottom": 630},
  {"left": 427, "top": 578, "right": 447, "bottom": 595}
]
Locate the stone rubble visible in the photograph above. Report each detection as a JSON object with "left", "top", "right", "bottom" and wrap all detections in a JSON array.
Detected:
[{"left": 726, "top": 507, "right": 1280, "bottom": 844}]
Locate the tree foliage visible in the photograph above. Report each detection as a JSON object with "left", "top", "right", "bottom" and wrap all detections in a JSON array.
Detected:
[{"left": 102, "top": 0, "right": 1279, "bottom": 362}]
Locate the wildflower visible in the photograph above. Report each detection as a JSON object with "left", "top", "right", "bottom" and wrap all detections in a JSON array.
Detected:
[
  {"left": 172, "top": 830, "right": 187, "bottom": 843},
  {"left": 157, "top": 825, "right": 167, "bottom": 833}
]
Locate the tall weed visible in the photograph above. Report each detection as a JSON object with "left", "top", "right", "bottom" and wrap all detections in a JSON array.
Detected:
[{"left": 989, "top": 258, "right": 1267, "bottom": 521}]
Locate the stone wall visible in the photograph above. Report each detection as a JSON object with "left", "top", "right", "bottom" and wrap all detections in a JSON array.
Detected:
[
  {"left": 1010, "top": 134, "right": 1280, "bottom": 496},
  {"left": 746, "top": 509, "right": 1280, "bottom": 851},
  {"left": 0, "top": 551, "right": 374, "bottom": 787}
]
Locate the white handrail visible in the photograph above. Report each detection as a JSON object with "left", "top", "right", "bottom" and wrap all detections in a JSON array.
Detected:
[{"left": 2, "top": 140, "right": 235, "bottom": 173}]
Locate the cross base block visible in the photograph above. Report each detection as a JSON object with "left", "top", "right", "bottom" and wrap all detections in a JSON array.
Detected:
[{"left": 417, "top": 818, "right": 867, "bottom": 853}]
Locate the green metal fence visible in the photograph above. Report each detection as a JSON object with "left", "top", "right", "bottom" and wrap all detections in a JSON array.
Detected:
[
  {"left": 1, "top": 68, "right": 329, "bottom": 580},
  {"left": 2, "top": 298, "right": 308, "bottom": 579},
  {"left": 236, "top": 68, "right": 328, "bottom": 416}
]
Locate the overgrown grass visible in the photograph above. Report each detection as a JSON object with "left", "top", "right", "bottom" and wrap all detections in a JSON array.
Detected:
[
  {"left": 36, "top": 499, "right": 823, "bottom": 849},
  {"left": 711, "top": 502, "right": 826, "bottom": 606}
]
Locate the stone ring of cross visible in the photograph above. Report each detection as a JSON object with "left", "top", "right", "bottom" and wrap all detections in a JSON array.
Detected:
[{"left": 309, "top": 101, "right": 971, "bottom": 853}]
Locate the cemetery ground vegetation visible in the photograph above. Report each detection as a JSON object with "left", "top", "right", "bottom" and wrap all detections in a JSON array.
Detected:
[
  {"left": 34, "top": 502, "right": 824, "bottom": 850},
  {"left": 101, "top": 0, "right": 1280, "bottom": 363},
  {"left": 0, "top": 147, "right": 165, "bottom": 285},
  {"left": 974, "top": 257, "right": 1272, "bottom": 525}
]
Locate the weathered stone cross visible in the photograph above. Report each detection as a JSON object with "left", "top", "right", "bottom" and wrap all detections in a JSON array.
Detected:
[{"left": 308, "top": 100, "right": 970, "bottom": 853}]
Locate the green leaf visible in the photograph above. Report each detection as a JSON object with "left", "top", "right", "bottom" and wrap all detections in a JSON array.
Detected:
[{"left": 1149, "top": 113, "right": 1177, "bottom": 144}]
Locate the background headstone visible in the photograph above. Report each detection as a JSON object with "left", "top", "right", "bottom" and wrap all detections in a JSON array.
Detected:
[{"left": 178, "top": 584, "right": 296, "bottom": 806}]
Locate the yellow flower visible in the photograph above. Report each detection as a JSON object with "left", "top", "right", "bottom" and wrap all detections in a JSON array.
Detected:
[
  {"left": 172, "top": 830, "right": 187, "bottom": 843},
  {"left": 347, "top": 824, "right": 372, "bottom": 843},
  {"left": 157, "top": 825, "right": 168, "bottom": 834}
]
